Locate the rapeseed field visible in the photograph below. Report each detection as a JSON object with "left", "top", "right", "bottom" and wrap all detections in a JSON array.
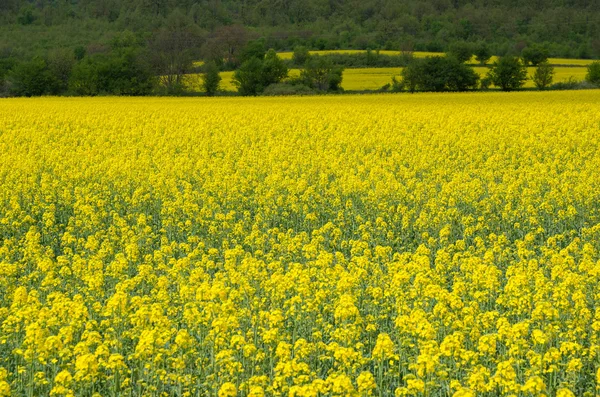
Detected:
[
  {"left": 185, "top": 67, "right": 588, "bottom": 92},
  {"left": 1, "top": 92, "right": 600, "bottom": 396}
]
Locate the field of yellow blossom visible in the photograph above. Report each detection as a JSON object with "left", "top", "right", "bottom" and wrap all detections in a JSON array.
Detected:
[
  {"left": 1, "top": 91, "right": 600, "bottom": 397},
  {"left": 184, "top": 66, "right": 588, "bottom": 92}
]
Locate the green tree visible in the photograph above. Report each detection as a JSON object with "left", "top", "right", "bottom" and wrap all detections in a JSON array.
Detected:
[
  {"left": 586, "top": 61, "right": 600, "bottom": 86},
  {"left": 488, "top": 56, "right": 528, "bottom": 91},
  {"left": 292, "top": 46, "right": 310, "bottom": 66},
  {"left": 261, "top": 49, "right": 288, "bottom": 87},
  {"left": 239, "top": 39, "right": 267, "bottom": 64},
  {"left": 69, "top": 57, "right": 101, "bottom": 95},
  {"left": 210, "top": 25, "right": 249, "bottom": 69},
  {"left": 69, "top": 49, "right": 155, "bottom": 96},
  {"left": 474, "top": 42, "right": 492, "bottom": 65},
  {"left": 233, "top": 50, "right": 288, "bottom": 96},
  {"left": 47, "top": 49, "right": 76, "bottom": 94},
  {"left": 533, "top": 61, "right": 554, "bottom": 90},
  {"left": 202, "top": 61, "right": 221, "bottom": 96},
  {"left": 17, "top": 5, "right": 37, "bottom": 25},
  {"left": 300, "top": 57, "right": 344, "bottom": 92},
  {"left": 447, "top": 42, "right": 473, "bottom": 64},
  {"left": 521, "top": 45, "right": 549, "bottom": 66},
  {"left": 74, "top": 46, "right": 87, "bottom": 61},
  {"left": 149, "top": 10, "right": 202, "bottom": 94},
  {"left": 233, "top": 57, "right": 264, "bottom": 95},
  {"left": 0, "top": 53, "right": 16, "bottom": 92},
  {"left": 400, "top": 56, "right": 479, "bottom": 92},
  {"left": 7, "top": 57, "right": 56, "bottom": 96}
]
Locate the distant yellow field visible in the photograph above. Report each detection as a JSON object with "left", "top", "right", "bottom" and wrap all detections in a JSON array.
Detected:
[{"left": 186, "top": 65, "right": 588, "bottom": 92}]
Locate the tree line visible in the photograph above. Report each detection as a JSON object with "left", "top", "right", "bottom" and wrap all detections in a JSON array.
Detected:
[
  {"left": 0, "top": 19, "right": 346, "bottom": 97},
  {"left": 1, "top": 11, "right": 600, "bottom": 97},
  {"left": 391, "top": 42, "right": 600, "bottom": 93},
  {"left": 2, "top": 0, "right": 600, "bottom": 61}
]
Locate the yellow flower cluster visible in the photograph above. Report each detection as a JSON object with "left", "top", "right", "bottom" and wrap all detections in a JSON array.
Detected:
[{"left": 0, "top": 91, "right": 599, "bottom": 396}]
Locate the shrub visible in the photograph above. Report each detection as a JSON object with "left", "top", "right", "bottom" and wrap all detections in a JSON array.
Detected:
[
  {"left": 202, "top": 61, "right": 221, "bottom": 96},
  {"left": 447, "top": 42, "right": 474, "bottom": 63},
  {"left": 488, "top": 56, "right": 528, "bottom": 91},
  {"left": 261, "top": 49, "right": 288, "bottom": 87},
  {"left": 240, "top": 39, "right": 267, "bottom": 64},
  {"left": 7, "top": 58, "right": 56, "bottom": 97},
  {"left": 17, "top": 5, "right": 37, "bottom": 25},
  {"left": 300, "top": 57, "right": 344, "bottom": 92},
  {"left": 233, "top": 57, "right": 264, "bottom": 96},
  {"left": 0, "top": 54, "right": 16, "bottom": 95},
  {"left": 291, "top": 52, "right": 412, "bottom": 69},
  {"left": 292, "top": 46, "right": 310, "bottom": 66},
  {"left": 47, "top": 49, "right": 76, "bottom": 94},
  {"left": 521, "top": 45, "right": 549, "bottom": 66},
  {"left": 74, "top": 46, "right": 87, "bottom": 61},
  {"left": 69, "top": 57, "right": 101, "bottom": 95},
  {"left": 401, "top": 56, "right": 479, "bottom": 92},
  {"left": 379, "top": 83, "right": 391, "bottom": 92},
  {"left": 480, "top": 76, "right": 492, "bottom": 90},
  {"left": 586, "top": 61, "right": 600, "bottom": 86},
  {"left": 550, "top": 76, "right": 594, "bottom": 90},
  {"left": 391, "top": 76, "right": 404, "bottom": 92},
  {"left": 474, "top": 42, "right": 492, "bottom": 65},
  {"left": 533, "top": 61, "right": 554, "bottom": 90},
  {"left": 263, "top": 83, "right": 315, "bottom": 96},
  {"left": 69, "top": 49, "right": 155, "bottom": 96},
  {"left": 233, "top": 50, "right": 288, "bottom": 96}
]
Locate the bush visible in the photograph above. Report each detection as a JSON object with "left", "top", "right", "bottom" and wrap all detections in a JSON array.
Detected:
[
  {"left": 379, "top": 83, "right": 391, "bottom": 92},
  {"left": 202, "top": 61, "right": 221, "bottom": 96},
  {"left": 69, "top": 57, "right": 101, "bottom": 95},
  {"left": 380, "top": 76, "right": 406, "bottom": 92},
  {"left": 300, "top": 57, "right": 344, "bottom": 92},
  {"left": 233, "top": 57, "right": 263, "bottom": 96},
  {"left": 233, "top": 50, "right": 288, "bottom": 96},
  {"left": 47, "top": 49, "right": 76, "bottom": 94},
  {"left": 69, "top": 49, "right": 155, "bottom": 96},
  {"left": 263, "top": 83, "right": 315, "bottom": 96},
  {"left": 447, "top": 42, "right": 474, "bottom": 63},
  {"left": 474, "top": 42, "right": 492, "bottom": 65},
  {"left": 391, "top": 76, "right": 404, "bottom": 92},
  {"left": 261, "top": 49, "right": 288, "bottom": 87},
  {"left": 533, "top": 61, "right": 554, "bottom": 90},
  {"left": 521, "top": 45, "right": 549, "bottom": 66},
  {"left": 400, "top": 56, "right": 479, "bottom": 92},
  {"left": 586, "top": 61, "right": 600, "bottom": 86},
  {"left": 74, "top": 46, "right": 87, "bottom": 61},
  {"left": 480, "top": 76, "right": 492, "bottom": 90},
  {"left": 487, "top": 56, "right": 528, "bottom": 91},
  {"left": 292, "top": 46, "right": 310, "bottom": 66},
  {"left": 0, "top": 54, "right": 16, "bottom": 94},
  {"left": 17, "top": 5, "right": 37, "bottom": 25},
  {"left": 7, "top": 58, "right": 56, "bottom": 97},
  {"left": 550, "top": 76, "right": 595, "bottom": 90},
  {"left": 288, "top": 52, "right": 412, "bottom": 69},
  {"left": 239, "top": 39, "right": 267, "bottom": 64}
]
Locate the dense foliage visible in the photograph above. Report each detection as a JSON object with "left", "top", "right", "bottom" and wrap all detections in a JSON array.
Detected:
[
  {"left": 533, "top": 61, "right": 554, "bottom": 90},
  {"left": 400, "top": 56, "right": 479, "bottom": 92},
  {"left": 1, "top": 1, "right": 599, "bottom": 96},
  {"left": 233, "top": 49, "right": 288, "bottom": 95},
  {"left": 586, "top": 62, "right": 600, "bottom": 86},
  {"left": 1, "top": 0, "right": 600, "bottom": 59},
  {"left": 487, "top": 56, "right": 529, "bottom": 91}
]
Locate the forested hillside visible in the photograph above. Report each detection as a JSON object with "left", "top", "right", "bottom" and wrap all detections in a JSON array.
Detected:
[{"left": 1, "top": 0, "right": 600, "bottom": 58}]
